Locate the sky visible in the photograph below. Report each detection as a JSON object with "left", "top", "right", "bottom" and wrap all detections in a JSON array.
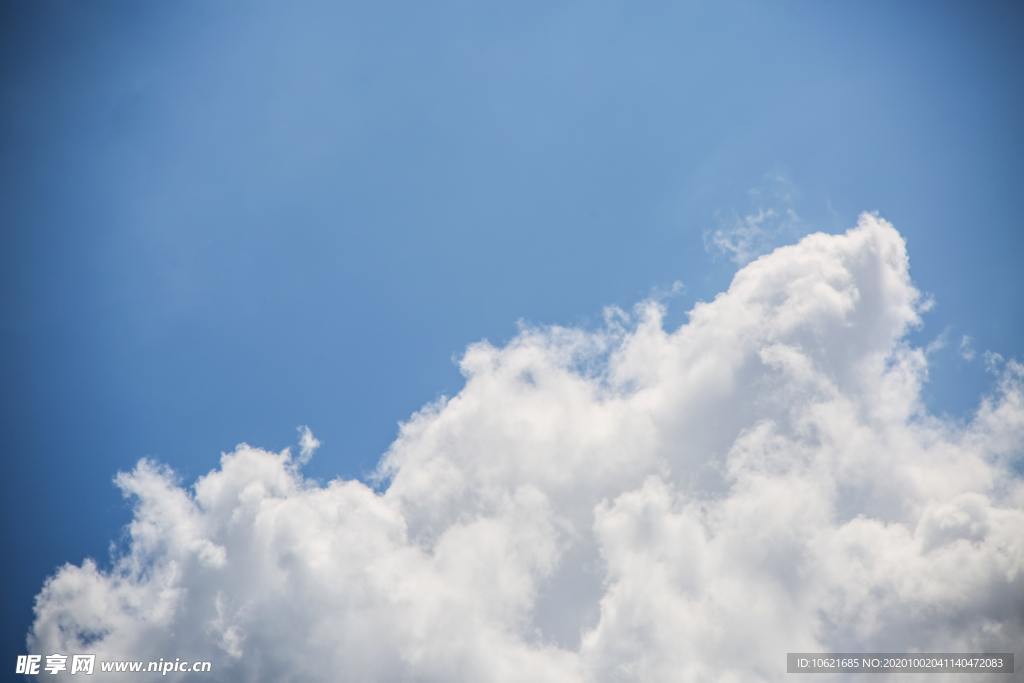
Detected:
[{"left": 2, "top": 1, "right": 1023, "bottom": 680}]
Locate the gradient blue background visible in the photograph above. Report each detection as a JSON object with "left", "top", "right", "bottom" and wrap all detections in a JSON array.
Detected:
[{"left": 2, "top": 0, "right": 1022, "bottom": 663}]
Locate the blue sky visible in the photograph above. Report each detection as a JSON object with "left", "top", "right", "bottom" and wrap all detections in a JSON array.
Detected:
[{"left": 3, "top": 0, "right": 1023, "bottom": 666}]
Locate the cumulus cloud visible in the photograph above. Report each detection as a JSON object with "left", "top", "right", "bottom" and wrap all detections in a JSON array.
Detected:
[{"left": 29, "top": 215, "right": 1024, "bottom": 681}]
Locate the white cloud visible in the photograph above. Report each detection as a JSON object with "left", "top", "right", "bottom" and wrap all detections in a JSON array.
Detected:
[
  {"left": 925, "top": 328, "right": 949, "bottom": 356},
  {"left": 960, "top": 334, "right": 976, "bottom": 361},
  {"left": 984, "top": 350, "right": 1006, "bottom": 374},
  {"left": 705, "top": 173, "right": 804, "bottom": 265},
  {"left": 29, "top": 215, "right": 1024, "bottom": 681},
  {"left": 296, "top": 425, "right": 320, "bottom": 465}
]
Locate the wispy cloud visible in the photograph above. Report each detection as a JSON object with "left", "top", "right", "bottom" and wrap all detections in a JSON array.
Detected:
[
  {"left": 960, "top": 334, "right": 977, "bottom": 361},
  {"left": 295, "top": 425, "right": 321, "bottom": 465},
  {"left": 925, "top": 327, "right": 950, "bottom": 355},
  {"left": 705, "top": 172, "right": 805, "bottom": 265}
]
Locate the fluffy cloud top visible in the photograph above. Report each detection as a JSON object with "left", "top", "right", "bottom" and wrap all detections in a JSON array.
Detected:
[{"left": 29, "top": 215, "right": 1024, "bottom": 681}]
